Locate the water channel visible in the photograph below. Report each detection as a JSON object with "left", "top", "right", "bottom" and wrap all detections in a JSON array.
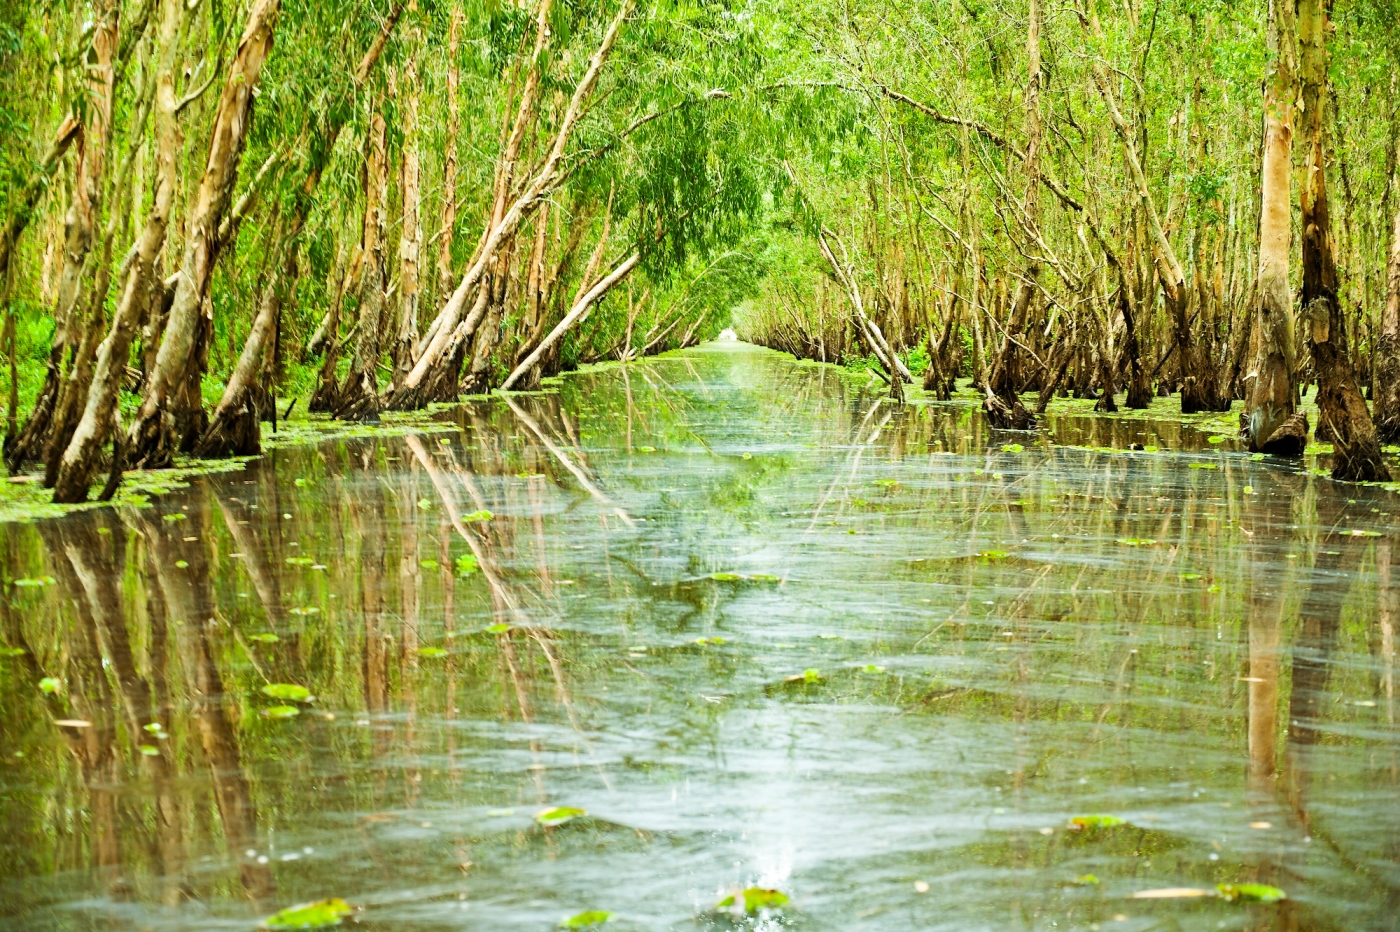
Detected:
[{"left": 0, "top": 343, "right": 1396, "bottom": 930}]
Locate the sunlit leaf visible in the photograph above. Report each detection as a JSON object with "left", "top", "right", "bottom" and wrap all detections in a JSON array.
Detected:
[
  {"left": 261, "top": 898, "right": 354, "bottom": 929},
  {"left": 715, "top": 887, "right": 790, "bottom": 915},
  {"left": 39, "top": 677, "right": 61, "bottom": 695},
  {"left": 285, "top": 557, "right": 315, "bottom": 566},
  {"left": 462, "top": 510, "right": 493, "bottom": 522},
  {"left": 174, "top": 560, "right": 189, "bottom": 568},
  {"left": 139, "top": 744, "right": 160, "bottom": 756},
  {"left": 13, "top": 576, "right": 55, "bottom": 588},
  {"left": 1216, "top": 883, "right": 1286, "bottom": 903},
  {"left": 485, "top": 623, "right": 511, "bottom": 634},
  {"left": 559, "top": 911, "right": 612, "bottom": 928},
  {"left": 261, "top": 683, "right": 314, "bottom": 702},
  {"left": 0, "top": 646, "right": 25, "bottom": 656},
  {"left": 163, "top": 513, "right": 187, "bottom": 522},
  {"left": 417, "top": 647, "right": 448, "bottom": 658},
  {"left": 535, "top": 806, "right": 585, "bottom": 827},
  {"left": 455, "top": 553, "right": 479, "bottom": 577},
  {"left": 1068, "top": 815, "right": 1125, "bottom": 830},
  {"left": 250, "top": 633, "right": 280, "bottom": 643},
  {"left": 261, "top": 705, "right": 301, "bottom": 719},
  {"left": 708, "top": 572, "right": 743, "bottom": 581}
]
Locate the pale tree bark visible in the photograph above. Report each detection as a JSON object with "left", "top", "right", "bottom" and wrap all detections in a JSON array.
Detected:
[
  {"left": 435, "top": 7, "right": 462, "bottom": 312},
  {"left": 1297, "top": 0, "right": 1388, "bottom": 481},
  {"left": 53, "top": 0, "right": 186, "bottom": 502},
  {"left": 1246, "top": 0, "right": 1305, "bottom": 455},
  {"left": 7, "top": 3, "right": 120, "bottom": 473},
  {"left": 125, "top": 0, "right": 280, "bottom": 468},
  {"left": 816, "top": 227, "right": 912, "bottom": 401},
  {"left": 393, "top": 44, "right": 423, "bottom": 388},
  {"left": 1375, "top": 183, "right": 1400, "bottom": 441},
  {"left": 334, "top": 104, "right": 390, "bottom": 421},
  {"left": 387, "top": 0, "right": 634, "bottom": 410}
]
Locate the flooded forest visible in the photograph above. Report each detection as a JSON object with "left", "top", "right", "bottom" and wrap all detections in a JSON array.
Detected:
[{"left": 0, "top": 0, "right": 1399, "bottom": 928}]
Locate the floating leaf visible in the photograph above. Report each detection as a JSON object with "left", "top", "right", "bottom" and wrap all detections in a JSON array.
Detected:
[
  {"left": 290, "top": 606, "right": 320, "bottom": 616},
  {"left": 715, "top": 888, "right": 790, "bottom": 915},
  {"left": 485, "top": 623, "right": 511, "bottom": 634},
  {"left": 163, "top": 513, "right": 187, "bottom": 522},
  {"left": 693, "top": 637, "right": 727, "bottom": 646},
  {"left": 1131, "top": 888, "right": 1214, "bottom": 899},
  {"left": 13, "top": 576, "right": 55, "bottom": 588},
  {"left": 461, "top": 510, "right": 493, "bottom": 522},
  {"left": 1179, "top": 572, "right": 1201, "bottom": 581},
  {"left": 417, "top": 647, "right": 448, "bottom": 658},
  {"left": 708, "top": 572, "right": 743, "bottom": 581},
  {"left": 861, "top": 664, "right": 886, "bottom": 673},
  {"left": 1207, "top": 436, "right": 1226, "bottom": 445},
  {"left": 1069, "top": 815, "right": 1125, "bottom": 830},
  {"left": 142, "top": 722, "right": 164, "bottom": 733},
  {"left": 261, "top": 705, "right": 301, "bottom": 720},
  {"left": 748, "top": 573, "right": 782, "bottom": 583},
  {"left": 1347, "top": 529, "right": 1382, "bottom": 538},
  {"left": 139, "top": 745, "right": 160, "bottom": 757},
  {"left": 455, "top": 553, "right": 479, "bottom": 577},
  {"left": 417, "top": 499, "right": 433, "bottom": 510},
  {"left": 976, "top": 550, "right": 1010, "bottom": 560},
  {"left": 1001, "top": 443, "right": 1024, "bottom": 453},
  {"left": 285, "top": 557, "right": 315, "bottom": 567},
  {"left": 637, "top": 446, "right": 656, "bottom": 453},
  {"left": 1217, "top": 883, "right": 1286, "bottom": 903},
  {"left": 560, "top": 911, "right": 612, "bottom": 928},
  {"left": 250, "top": 633, "right": 281, "bottom": 643},
  {"left": 1069, "top": 874, "right": 1100, "bottom": 886},
  {"left": 1116, "top": 538, "right": 1157, "bottom": 547},
  {"left": 1188, "top": 463, "right": 1219, "bottom": 470},
  {"left": 39, "top": 677, "right": 61, "bottom": 695},
  {"left": 535, "top": 806, "right": 585, "bottom": 827},
  {"left": 261, "top": 898, "right": 353, "bottom": 929},
  {"left": 784, "top": 668, "right": 822, "bottom": 684},
  {"left": 174, "top": 560, "right": 189, "bottom": 569},
  {"left": 741, "top": 452, "right": 753, "bottom": 460},
  {"left": 261, "top": 683, "right": 313, "bottom": 703}
]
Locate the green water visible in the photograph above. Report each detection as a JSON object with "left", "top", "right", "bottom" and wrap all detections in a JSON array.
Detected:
[{"left": 0, "top": 343, "right": 1396, "bottom": 930}]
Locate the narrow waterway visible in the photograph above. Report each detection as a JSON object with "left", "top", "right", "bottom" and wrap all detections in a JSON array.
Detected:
[{"left": 0, "top": 343, "right": 1396, "bottom": 930}]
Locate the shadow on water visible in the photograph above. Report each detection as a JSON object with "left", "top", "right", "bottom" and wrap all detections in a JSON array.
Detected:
[{"left": 0, "top": 343, "right": 1395, "bottom": 929}]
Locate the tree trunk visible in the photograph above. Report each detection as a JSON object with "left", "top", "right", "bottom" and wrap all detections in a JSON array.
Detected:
[
  {"left": 435, "top": 8, "right": 462, "bottom": 313},
  {"left": 392, "top": 48, "right": 423, "bottom": 389},
  {"left": 52, "top": 0, "right": 185, "bottom": 502},
  {"left": 1376, "top": 186, "right": 1400, "bottom": 442},
  {"left": 1246, "top": 0, "right": 1303, "bottom": 455},
  {"left": 334, "top": 106, "right": 390, "bottom": 421},
  {"left": 1298, "top": 0, "right": 1388, "bottom": 481},
  {"left": 125, "top": 0, "right": 280, "bottom": 468}
]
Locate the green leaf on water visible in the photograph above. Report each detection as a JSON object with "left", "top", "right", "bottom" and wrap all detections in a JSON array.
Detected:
[
  {"left": 1001, "top": 443, "right": 1024, "bottom": 453},
  {"left": 13, "top": 576, "right": 55, "bottom": 588},
  {"left": 163, "top": 513, "right": 187, "bottom": 522},
  {"left": 1179, "top": 573, "right": 1201, "bottom": 581},
  {"left": 417, "top": 499, "right": 433, "bottom": 510},
  {"left": 485, "top": 623, "right": 511, "bottom": 634},
  {"left": 1068, "top": 814, "right": 1125, "bottom": 830},
  {"left": 1216, "top": 883, "right": 1286, "bottom": 903},
  {"left": 143, "top": 722, "right": 163, "bottom": 733},
  {"left": 1250, "top": 452, "right": 1266, "bottom": 461},
  {"left": 708, "top": 572, "right": 743, "bottom": 581},
  {"left": 261, "top": 898, "right": 354, "bottom": 929},
  {"left": 1207, "top": 435, "right": 1226, "bottom": 444},
  {"left": 39, "top": 677, "right": 61, "bottom": 695},
  {"left": 715, "top": 888, "right": 790, "bottom": 915},
  {"left": 638, "top": 446, "right": 656, "bottom": 453},
  {"left": 535, "top": 806, "right": 585, "bottom": 827},
  {"left": 417, "top": 647, "right": 448, "bottom": 658},
  {"left": 261, "top": 705, "right": 301, "bottom": 720},
  {"left": 1116, "top": 538, "right": 1157, "bottom": 547},
  {"left": 285, "top": 556, "right": 315, "bottom": 566},
  {"left": 455, "top": 553, "right": 479, "bottom": 577},
  {"left": 174, "top": 560, "right": 189, "bottom": 569},
  {"left": 250, "top": 633, "right": 280, "bottom": 643},
  {"left": 261, "top": 683, "right": 313, "bottom": 703},
  {"left": 694, "top": 637, "right": 727, "bottom": 645},
  {"left": 559, "top": 911, "right": 612, "bottom": 928},
  {"left": 139, "top": 744, "right": 159, "bottom": 756},
  {"left": 290, "top": 606, "right": 320, "bottom": 616},
  {"left": 748, "top": 573, "right": 782, "bottom": 583},
  {"left": 1188, "top": 463, "right": 1219, "bottom": 470},
  {"left": 461, "top": 509, "right": 493, "bottom": 522},
  {"left": 1347, "top": 529, "right": 1382, "bottom": 538},
  {"left": 861, "top": 664, "right": 886, "bottom": 673},
  {"left": 1070, "top": 874, "right": 1100, "bottom": 886},
  {"left": 976, "top": 550, "right": 1010, "bottom": 560},
  {"left": 784, "top": 668, "right": 822, "bottom": 684}
]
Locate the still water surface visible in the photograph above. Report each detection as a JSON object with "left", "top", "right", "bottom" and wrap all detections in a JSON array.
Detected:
[{"left": 0, "top": 343, "right": 1396, "bottom": 930}]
